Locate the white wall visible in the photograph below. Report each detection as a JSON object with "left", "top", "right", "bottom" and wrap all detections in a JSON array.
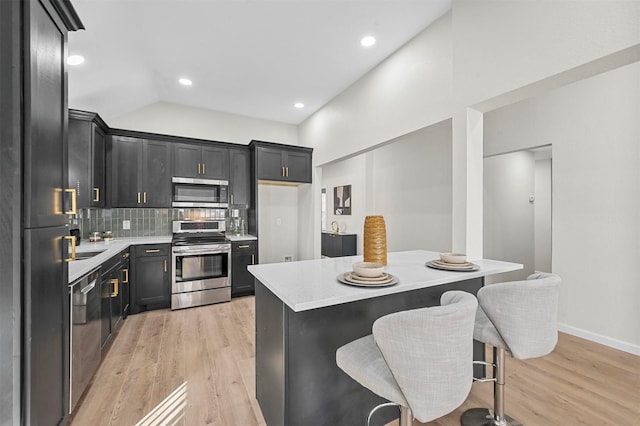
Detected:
[
  {"left": 534, "top": 158, "right": 552, "bottom": 273},
  {"left": 109, "top": 101, "right": 298, "bottom": 145},
  {"left": 257, "top": 184, "right": 299, "bottom": 264},
  {"left": 321, "top": 121, "right": 453, "bottom": 254},
  {"left": 483, "top": 61, "right": 640, "bottom": 348},
  {"left": 483, "top": 151, "right": 535, "bottom": 283}
]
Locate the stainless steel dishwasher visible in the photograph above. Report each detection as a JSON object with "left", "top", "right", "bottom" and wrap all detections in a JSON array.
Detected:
[{"left": 69, "top": 267, "right": 101, "bottom": 414}]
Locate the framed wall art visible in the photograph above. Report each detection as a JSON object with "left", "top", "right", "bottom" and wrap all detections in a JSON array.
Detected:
[{"left": 334, "top": 184, "right": 351, "bottom": 215}]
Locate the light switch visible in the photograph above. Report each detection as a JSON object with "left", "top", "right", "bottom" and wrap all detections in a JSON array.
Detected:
[{"left": 123, "top": 220, "right": 131, "bottom": 230}]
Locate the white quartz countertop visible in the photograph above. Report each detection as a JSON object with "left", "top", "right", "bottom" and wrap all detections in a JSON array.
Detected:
[
  {"left": 68, "top": 236, "right": 172, "bottom": 283},
  {"left": 225, "top": 234, "right": 258, "bottom": 241},
  {"left": 248, "top": 250, "right": 523, "bottom": 312}
]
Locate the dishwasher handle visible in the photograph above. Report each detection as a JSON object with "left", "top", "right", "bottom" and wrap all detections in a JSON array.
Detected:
[{"left": 81, "top": 279, "right": 97, "bottom": 295}]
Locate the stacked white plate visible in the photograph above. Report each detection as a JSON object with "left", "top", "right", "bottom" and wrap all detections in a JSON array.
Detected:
[
  {"left": 425, "top": 259, "right": 479, "bottom": 272},
  {"left": 337, "top": 271, "right": 398, "bottom": 287}
]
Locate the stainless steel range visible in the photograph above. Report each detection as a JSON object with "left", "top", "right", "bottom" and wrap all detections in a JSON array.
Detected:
[{"left": 171, "top": 219, "right": 231, "bottom": 310}]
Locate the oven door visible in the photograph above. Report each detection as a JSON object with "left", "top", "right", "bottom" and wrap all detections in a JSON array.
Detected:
[{"left": 172, "top": 248, "right": 230, "bottom": 293}]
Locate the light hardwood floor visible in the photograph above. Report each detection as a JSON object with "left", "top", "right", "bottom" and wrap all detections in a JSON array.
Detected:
[{"left": 70, "top": 297, "right": 640, "bottom": 426}]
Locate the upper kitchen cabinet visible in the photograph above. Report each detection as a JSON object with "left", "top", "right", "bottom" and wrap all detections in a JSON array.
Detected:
[
  {"left": 174, "top": 142, "right": 229, "bottom": 180},
  {"left": 251, "top": 140, "right": 313, "bottom": 184},
  {"left": 109, "top": 135, "right": 172, "bottom": 207},
  {"left": 68, "top": 110, "right": 108, "bottom": 208},
  {"left": 229, "top": 147, "right": 251, "bottom": 208},
  {"left": 23, "top": 0, "right": 83, "bottom": 229}
]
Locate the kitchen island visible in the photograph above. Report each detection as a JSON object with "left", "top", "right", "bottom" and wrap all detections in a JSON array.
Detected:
[{"left": 248, "top": 250, "right": 522, "bottom": 426}]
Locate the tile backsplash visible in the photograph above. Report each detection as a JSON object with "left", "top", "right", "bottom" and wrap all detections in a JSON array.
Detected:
[{"left": 68, "top": 208, "right": 224, "bottom": 240}]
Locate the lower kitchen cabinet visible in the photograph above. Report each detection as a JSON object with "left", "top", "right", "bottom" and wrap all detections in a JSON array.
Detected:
[
  {"left": 131, "top": 244, "right": 171, "bottom": 313},
  {"left": 321, "top": 232, "right": 357, "bottom": 258},
  {"left": 231, "top": 240, "right": 257, "bottom": 296},
  {"left": 100, "top": 249, "right": 128, "bottom": 352}
]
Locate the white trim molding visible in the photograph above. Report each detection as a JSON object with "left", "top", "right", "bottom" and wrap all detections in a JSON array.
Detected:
[{"left": 558, "top": 323, "right": 640, "bottom": 356}]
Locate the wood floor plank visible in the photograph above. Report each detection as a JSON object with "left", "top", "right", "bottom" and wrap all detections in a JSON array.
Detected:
[{"left": 70, "top": 297, "right": 640, "bottom": 426}]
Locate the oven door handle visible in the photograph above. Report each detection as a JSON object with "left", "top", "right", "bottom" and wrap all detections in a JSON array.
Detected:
[{"left": 173, "top": 249, "right": 229, "bottom": 255}]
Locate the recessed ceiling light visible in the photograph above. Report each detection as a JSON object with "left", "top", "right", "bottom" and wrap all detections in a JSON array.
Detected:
[
  {"left": 294, "top": 103, "right": 304, "bottom": 109},
  {"left": 179, "top": 78, "right": 193, "bottom": 86},
  {"left": 67, "top": 55, "right": 84, "bottom": 66},
  {"left": 360, "top": 36, "right": 376, "bottom": 47}
]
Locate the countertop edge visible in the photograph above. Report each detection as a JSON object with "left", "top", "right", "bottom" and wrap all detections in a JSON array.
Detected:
[
  {"left": 248, "top": 251, "right": 523, "bottom": 312},
  {"left": 68, "top": 236, "right": 172, "bottom": 283}
]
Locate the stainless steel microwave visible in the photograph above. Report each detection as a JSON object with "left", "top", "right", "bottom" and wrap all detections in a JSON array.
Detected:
[{"left": 172, "top": 177, "right": 229, "bottom": 208}]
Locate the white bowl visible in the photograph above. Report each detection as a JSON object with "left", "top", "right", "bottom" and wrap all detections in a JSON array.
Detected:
[
  {"left": 440, "top": 253, "right": 467, "bottom": 264},
  {"left": 353, "top": 262, "right": 385, "bottom": 278}
]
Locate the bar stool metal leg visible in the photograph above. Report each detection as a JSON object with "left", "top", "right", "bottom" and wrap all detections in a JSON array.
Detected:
[
  {"left": 461, "top": 348, "right": 523, "bottom": 426},
  {"left": 399, "top": 406, "right": 412, "bottom": 426}
]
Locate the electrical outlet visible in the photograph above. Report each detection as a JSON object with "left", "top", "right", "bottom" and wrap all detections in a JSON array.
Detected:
[
  {"left": 122, "top": 220, "right": 130, "bottom": 230},
  {"left": 284, "top": 255, "right": 292, "bottom": 262}
]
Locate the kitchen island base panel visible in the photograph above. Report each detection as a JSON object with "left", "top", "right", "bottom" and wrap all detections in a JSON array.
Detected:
[{"left": 255, "top": 278, "right": 485, "bottom": 426}]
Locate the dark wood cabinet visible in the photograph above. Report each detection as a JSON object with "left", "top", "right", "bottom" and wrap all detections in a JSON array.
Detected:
[
  {"left": 110, "top": 136, "right": 172, "bottom": 207},
  {"left": 174, "top": 142, "right": 229, "bottom": 180},
  {"left": 17, "top": 0, "right": 83, "bottom": 424},
  {"left": 251, "top": 140, "right": 313, "bottom": 183},
  {"left": 321, "top": 232, "right": 357, "bottom": 258},
  {"left": 229, "top": 148, "right": 251, "bottom": 208},
  {"left": 131, "top": 244, "right": 171, "bottom": 313},
  {"left": 99, "top": 249, "right": 129, "bottom": 352},
  {"left": 232, "top": 240, "right": 257, "bottom": 296},
  {"left": 68, "top": 110, "right": 108, "bottom": 208},
  {"left": 24, "top": 226, "right": 70, "bottom": 426}
]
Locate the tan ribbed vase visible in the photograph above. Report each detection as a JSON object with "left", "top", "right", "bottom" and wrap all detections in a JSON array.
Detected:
[{"left": 363, "top": 215, "right": 387, "bottom": 265}]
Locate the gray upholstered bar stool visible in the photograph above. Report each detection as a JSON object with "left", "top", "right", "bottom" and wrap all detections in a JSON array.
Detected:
[
  {"left": 336, "top": 291, "right": 478, "bottom": 426},
  {"left": 461, "top": 272, "right": 561, "bottom": 426}
]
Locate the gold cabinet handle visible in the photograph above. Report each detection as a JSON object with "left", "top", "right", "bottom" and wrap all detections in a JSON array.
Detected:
[
  {"left": 281, "top": 166, "right": 285, "bottom": 176},
  {"left": 64, "top": 236, "right": 76, "bottom": 261},
  {"left": 137, "top": 192, "right": 141, "bottom": 204},
  {"left": 197, "top": 163, "right": 201, "bottom": 174},
  {"left": 164, "top": 259, "right": 167, "bottom": 272},
  {"left": 123, "top": 268, "right": 129, "bottom": 283},
  {"left": 64, "top": 188, "right": 77, "bottom": 214},
  {"left": 143, "top": 191, "right": 147, "bottom": 204},
  {"left": 93, "top": 187, "right": 100, "bottom": 202},
  {"left": 146, "top": 249, "right": 160, "bottom": 253},
  {"left": 110, "top": 278, "right": 119, "bottom": 297},
  {"left": 251, "top": 254, "right": 255, "bottom": 264},
  {"left": 238, "top": 245, "right": 250, "bottom": 249},
  {"left": 230, "top": 194, "right": 234, "bottom": 204},
  {"left": 202, "top": 163, "right": 205, "bottom": 174}
]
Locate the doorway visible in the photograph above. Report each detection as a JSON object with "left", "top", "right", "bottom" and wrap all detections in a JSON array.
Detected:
[{"left": 483, "top": 146, "right": 552, "bottom": 283}]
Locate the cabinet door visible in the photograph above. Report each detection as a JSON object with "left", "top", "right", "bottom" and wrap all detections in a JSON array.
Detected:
[
  {"left": 229, "top": 148, "right": 250, "bottom": 207},
  {"left": 143, "top": 140, "right": 172, "bottom": 207},
  {"left": 91, "top": 125, "right": 106, "bottom": 207},
  {"left": 256, "top": 146, "right": 285, "bottom": 181},
  {"left": 135, "top": 254, "right": 170, "bottom": 306},
  {"left": 173, "top": 142, "right": 201, "bottom": 178},
  {"left": 285, "top": 150, "right": 312, "bottom": 183},
  {"left": 232, "top": 241, "right": 257, "bottom": 296},
  {"left": 68, "top": 118, "right": 91, "bottom": 209},
  {"left": 24, "top": 226, "right": 69, "bottom": 426},
  {"left": 24, "top": 0, "right": 68, "bottom": 228},
  {"left": 111, "top": 136, "right": 142, "bottom": 207},
  {"left": 202, "top": 146, "right": 229, "bottom": 180}
]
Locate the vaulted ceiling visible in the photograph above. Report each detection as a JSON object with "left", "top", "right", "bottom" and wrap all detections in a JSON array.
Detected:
[{"left": 68, "top": 0, "right": 451, "bottom": 124}]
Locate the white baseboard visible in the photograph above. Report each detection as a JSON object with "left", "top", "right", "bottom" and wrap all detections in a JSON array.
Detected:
[{"left": 558, "top": 323, "right": 640, "bottom": 356}]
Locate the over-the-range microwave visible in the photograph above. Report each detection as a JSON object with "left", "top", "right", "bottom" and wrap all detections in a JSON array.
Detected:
[{"left": 172, "top": 177, "right": 229, "bottom": 208}]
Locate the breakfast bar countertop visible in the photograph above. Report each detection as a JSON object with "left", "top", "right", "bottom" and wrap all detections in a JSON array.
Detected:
[{"left": 248, "top": 250, "right": 522, "bottom": 312}]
